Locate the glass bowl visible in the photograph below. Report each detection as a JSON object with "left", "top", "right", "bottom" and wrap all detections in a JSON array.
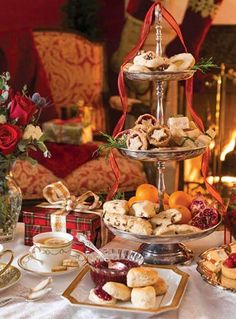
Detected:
[{"left": 87, "top": 248, "right": 144, "bottom": 286}]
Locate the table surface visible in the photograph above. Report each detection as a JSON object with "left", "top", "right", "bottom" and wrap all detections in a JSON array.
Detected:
[{"left": 0, "top": 223, "right": 235, "bottom": 319}]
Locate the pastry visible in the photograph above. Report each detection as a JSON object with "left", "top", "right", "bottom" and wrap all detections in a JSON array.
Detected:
[
  {"left": 131, "top": 286, "right": 156, "bottom": 309},
  {"left": 150, "top": 208, "right": 182, "bottom": 229},
  {"left": 89, "top": 287, "right": 117, "bottom": 305},
  {"left": 152, "top": 277, "right": 168, "bottom": 296},
  {"left": 127, "top": 217, "right": 153, "bottom": 235},
  {"left": 147, "top": 125, "right": 171, "bottom": 147},
  {"left": 133, "top": 124, "right": 150, "bottom": 133},
  {"left": 221, "top": 253, "right": 236, "bottom": 280},
  {"left": 103, "top": 200, "right": 129, "bottom": 215},
  {"left": 167, "top": 116, "right": 190, "bottom": 130},
  {"left": 135, "top": 113, "right": 157, "bottom": 127},
  {"left": 127, "top": 267, "right": 158, "bottom": 288},
  {"left": 163, "top": 63, "right": 178, "bottom": 72},
  {"left": 62, "top": 259, "right": 79, "bottom": 267},
  {"left": 195, "top": 129, "right": 216, "bottom": 147},
  {"left": 153, "top": 224, "right": 200, "bottom": 236},
  {"left": 221, "top": 275, "right": 236, "bottom": 290},
  {"left": 169, "top": 53, "right": 195, "bottom": 71},
  {"left": 103, "top": 212, "right": 153, "bottom": 235},
  {"left": 128, "top": 64, "right": 150, "bottom": 73},
  {"left": 133, "top": 50, "right": 166, "bottom": 70},
  {"left": 184, "top": 128, "right": 201, "bottom": 140},
  {"left": 130, "top": 200, "right": 156, "bottom": 218},
  {"left": 103, "top": 212, "right": 130, "bottom": 231},
  {"left": 127, "top": 130, "right": 148, "bottom": 150},
  {"left": 51, "top": 265, "right": 67, "bottom": 272},
  {"left": 102, "top": 282, "right": 131, "bottom": 301}
]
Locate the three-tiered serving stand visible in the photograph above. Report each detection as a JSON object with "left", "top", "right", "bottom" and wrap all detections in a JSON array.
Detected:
[{"left": 107, "top": 4, "right": 220, "bottom": 265}]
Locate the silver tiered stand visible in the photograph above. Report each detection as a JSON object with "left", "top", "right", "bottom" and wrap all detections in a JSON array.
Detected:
[{"left": 109, "top": 5, "right": 220, "bottom": 265}]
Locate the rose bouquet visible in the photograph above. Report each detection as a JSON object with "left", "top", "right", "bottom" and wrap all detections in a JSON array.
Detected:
[{"left": 0, "top": 72, "right": 50, "bottom": 241}]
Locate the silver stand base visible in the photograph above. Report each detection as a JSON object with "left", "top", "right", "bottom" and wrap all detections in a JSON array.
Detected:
[{"left": 138, "top": 243, "right": 194, "bottom": 265}]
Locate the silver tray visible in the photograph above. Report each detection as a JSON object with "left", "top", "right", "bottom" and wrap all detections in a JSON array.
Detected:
[
  {"left": 197, "top": 243, "right": 236, "bottom": 292},
  {"left": 119, "top": 145, "right": 207, "bottom": 162},
  {"left": 125, "top": 69, "right": 195, "bottom": 82},
  {"left": 106, "top": 218, "right": 221, "bottom": 245}
]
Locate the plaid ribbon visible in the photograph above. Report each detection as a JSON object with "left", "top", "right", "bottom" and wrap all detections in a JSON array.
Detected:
[{"left": 38, "top": 181, "right": 108, "bottom": 246}]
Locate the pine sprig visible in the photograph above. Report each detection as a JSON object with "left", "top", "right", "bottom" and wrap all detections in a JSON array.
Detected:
[
  {"left": 192, "top": 57, "right": 218, "bottom": 74},
  {"left": 97, "top": 132, "right": 127, "bottom": 156}
]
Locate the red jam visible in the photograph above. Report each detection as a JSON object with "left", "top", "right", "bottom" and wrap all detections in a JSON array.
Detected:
[
  {"left": 90, "top": 259, "right": 139, "bottom": 286},
  {"left": 94, "top": 287, "right": 112, "bottom": 301},
  {"left": 223, "top": 253, "right": 236, "bottom": 268}
]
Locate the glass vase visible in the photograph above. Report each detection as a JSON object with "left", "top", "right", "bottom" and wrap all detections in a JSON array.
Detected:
[{"left": 0, "top": 167, "right": 22, "bottom": 242}]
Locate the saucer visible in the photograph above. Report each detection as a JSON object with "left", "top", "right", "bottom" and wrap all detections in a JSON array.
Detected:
[
  {"left": 17, "top": 250, "right": 86, "bottom": 276},
  {"left": 0, "top": 263, "right": 21, "bottom": 292}
]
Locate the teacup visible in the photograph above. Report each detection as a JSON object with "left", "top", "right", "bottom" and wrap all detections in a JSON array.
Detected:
[
  {"left": 0, "top": 244, "right": 14, "bottom": 276},
  {"left": 29, "top": 232, "right": 73, "bottom": 271}
]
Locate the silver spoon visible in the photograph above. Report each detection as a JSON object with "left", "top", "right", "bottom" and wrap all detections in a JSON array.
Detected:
[{"left": 77, "top": 234, "right": 128, "bottom": 270}]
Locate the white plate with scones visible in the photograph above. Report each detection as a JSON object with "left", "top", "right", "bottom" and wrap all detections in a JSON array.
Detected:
[
  {"left": 197, "top": 242, "right": 236, "bottom": 292},
  {"left": 62, "top": 264, "right": 189, "bottom": 315}
]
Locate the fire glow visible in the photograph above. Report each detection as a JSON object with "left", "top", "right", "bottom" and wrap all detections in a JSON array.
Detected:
[{"left": 220, "top": 130, "right": 236, "bottom": 161}]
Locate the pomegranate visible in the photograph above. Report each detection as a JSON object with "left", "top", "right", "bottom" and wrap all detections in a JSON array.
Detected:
[
  {"left": 190, "top": 207, "right": 219, "bottom": 229},
  {"left": 189, "top": 196, "right": 207, "bottom": 217}
]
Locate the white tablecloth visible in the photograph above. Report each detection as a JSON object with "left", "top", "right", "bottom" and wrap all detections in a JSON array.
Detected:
[{"left": 0, "top": 223, "right": 235, "bottom": 319}]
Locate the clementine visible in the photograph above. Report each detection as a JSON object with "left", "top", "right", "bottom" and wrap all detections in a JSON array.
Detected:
[
  {"left": 169, "top": 191, "right": 192, "bottom": 208},
  {"left": 135, "top": 184, "right": 158, "bottom": 203},
  {"left": 172, "top": 205, "right": 192, "bottom": 224},
  {"left": 128, "top": 196, "right": 139, "bottom": 207}
]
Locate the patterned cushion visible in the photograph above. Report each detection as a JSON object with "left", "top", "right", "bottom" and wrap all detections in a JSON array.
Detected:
[
  {"left": 13, "top": 150, "right": 147, "bottom": 199},
  {"left": 33, "top": 31, "right": 106, "bottom": 131}
]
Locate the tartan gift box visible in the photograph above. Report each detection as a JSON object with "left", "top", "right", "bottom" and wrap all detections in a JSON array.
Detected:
[
  {"left": 23, "top": 206, "right": 101, "bottom": 250},
  {"left": 42, "top": 119, "right": 93, "bottom": 145}
]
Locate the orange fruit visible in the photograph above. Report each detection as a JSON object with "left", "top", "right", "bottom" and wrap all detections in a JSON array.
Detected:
[
  {"left": 128, "top": 196, "right": 139, "bottom": 207},
  {"left": 172, "top": 205, "right": 192, "bottom": 224},
  {"left": 169, "top": 191, "right": 192, "bottom": 208},
  {"left": 135, "top": 184, "right": 158, "bottom": 203}
]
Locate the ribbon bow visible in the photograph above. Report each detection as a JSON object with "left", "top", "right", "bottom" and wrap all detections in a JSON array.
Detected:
[
  {"left": 39, "top": 182, "right": 108, "bottom": 246},
  {"left": 42, "top": 181, "right": 102, "bottom": 212}
]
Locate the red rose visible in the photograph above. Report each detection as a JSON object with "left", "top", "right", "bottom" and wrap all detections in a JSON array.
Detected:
[
  {"left": 9, "top": 93, "right": 37, "bottom": 125},
  {"left": 0, "top": 124, "right": 22, "bottom": 155}
]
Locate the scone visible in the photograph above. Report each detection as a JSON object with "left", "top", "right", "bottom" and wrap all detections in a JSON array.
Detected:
[
  {"left": 103, "top": 212, "right": 130, "bottom": 231},
  {"left": 127, "top": 267, "right": 158, "bottom": 288},
  {"left": 103, "top": 282, "right": 131, "bottom": 301},
  {"left": 130, "top": 200, "right": 156, "bottom": 218},
  {"left": 127, "top": 218, "right": 153, "bottom": 236},
  {"left": 150, "top": 209, "right": 182, "bottom": 227},
  {"left": 153, "top": 224, "right": 200, "bottom": 236},
  {"left": 221, "top": 253, "right": 236, "bottom": 280},
  {"left": 89, "top": 287, "right": 116, "bottom": 305},
  {"left": 131, "top": 286, "right": 156, "bottom": 309},
  {"left": 152, "top": 277, "right": 168, "bottom": 296},
  {"left": 103, "top": 200, "right": 129, "bottom": 215}
]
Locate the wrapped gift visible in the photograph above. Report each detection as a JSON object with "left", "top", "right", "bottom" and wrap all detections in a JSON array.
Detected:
[
  {"left": 42, "top": 119, "right": 92, "bottom": 145},
  {"left": 23, "top": 206, "right": 101, "bottom": 250}
]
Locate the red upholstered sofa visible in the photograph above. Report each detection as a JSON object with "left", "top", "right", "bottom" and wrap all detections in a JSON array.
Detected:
[{"left": 11, "top": 31, "right": 147, "bottom": 199}]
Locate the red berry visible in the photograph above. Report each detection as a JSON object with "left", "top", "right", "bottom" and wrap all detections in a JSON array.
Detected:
[{"left": 224, "top": 258, "right": 235, "bottom": 268}]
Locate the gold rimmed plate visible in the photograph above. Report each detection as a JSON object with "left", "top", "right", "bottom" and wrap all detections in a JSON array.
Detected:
[
  {"left": 62, "top": 264, "right": 189, "bottom": 315},
  {"left": 0, "top": 263, "right": 21, "bottom": 292},
  {"left": 17, "top": 250, "right": 86, "bottom": 277}
]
